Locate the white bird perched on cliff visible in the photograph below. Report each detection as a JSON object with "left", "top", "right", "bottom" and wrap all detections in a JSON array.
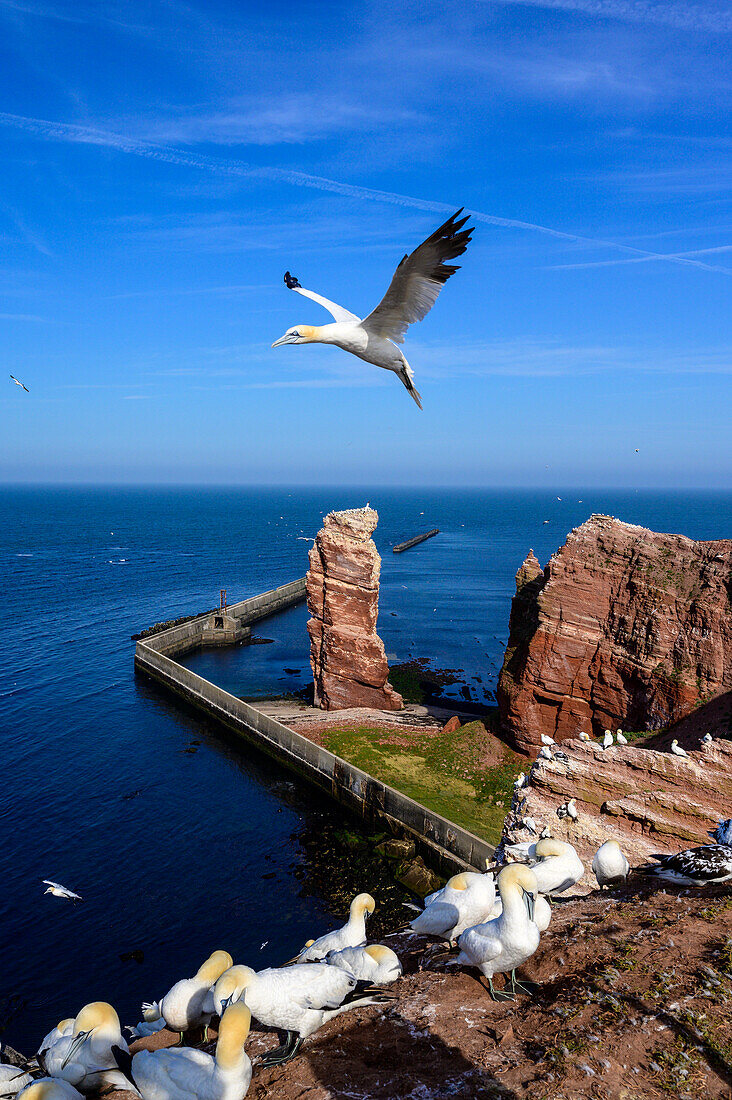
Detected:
[
  {"left": 538, "top": 746, "right": 552, "bottom": 761},
  {"left": 566, "top": 799, "right": 578, "bottom": 821},
  {"left": 529, "top": 838, "right": 584, "bottom": 896},
  {"left": 142, "top": 950, "right": 233, "bottom": 1042},
  {"left": 640, "top": 844, "right": 732, "bottom": 887},
  {"left": 616, "top": 730, "right": 628, "bottom": 745},
  {"left": 40, "top": 1002, "right": 129, "bottom": 1092},
  {"left": 323, "top": 944, "right": 402, "bottom": 985},
  {"left": 212, "top": 964, "right": 393, "bottom": 1067},
  {"left": 271, "top": 210, "right": 474, "bottom": 408},
  {"left": 671, "top": 739, "right": 689, "bottom": 758},
  {"left": 540, "top": 735, "right": 555, "bottom": 746},
  {"left": 0, "top": 1064, "right": 33, "bottom": 1096},
  {"left": 42, "top": 881, "right": 82, "bottom": 903},
  {"left": 578, "top": 731, "right": 591, "bottom": 742},
  {"left": 294, "top": 893, "right": 375, "bottom": 962},
  {"left": 37, "top": 1020, "right": 74, "bottom": 1070},
  {"left": 485, "top": 890, "right": 552, "bottom": 933},
  {"left": 16, "top": 1082, "right": 84, "bottom": 1100},
  {"left": 115, "top": 1003, "right": 253, "bottom": 1100},
  {"left": 407, "top": 872, "right": 496, "bottom": 942},
  {"left": 514, "top": 772, "right": 526, "bottom": 789},
  {"left": 603, "top": 731, "right": 614, "bottom": 749},
  {"left": 592, "top": 840, "right": 630, "bottom": 888},
  {"left": 448, "top": 864, "right": 541, "bottom": 1000},
  {"left": 702, "top": 733, "right": 713, "bottom": 745},
  {"left": 709, "top": 819, "right": 732, "bottom": 845}
]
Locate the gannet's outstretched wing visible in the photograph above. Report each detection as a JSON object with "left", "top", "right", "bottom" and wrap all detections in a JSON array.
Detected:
[
  {"left": 283, "top": 272, "right": 360, "bottom": 323},
  {"left": 361, "top": 210, "right": 473, "bottom": 344}
]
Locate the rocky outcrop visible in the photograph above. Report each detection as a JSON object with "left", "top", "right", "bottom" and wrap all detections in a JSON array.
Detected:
[
  {"left": 497, "top": 515, "right": 732, "bottom": 753},
  {"left": 307, "top": 506, "right": 403, "bottom": 711},
  {"left": 500, "top": 734, "right": 732, "bottom": 888}
]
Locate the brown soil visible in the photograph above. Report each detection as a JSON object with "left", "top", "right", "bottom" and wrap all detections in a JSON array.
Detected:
[{"left": 113, "top": 881, "right": 732, "bottom": 1100}]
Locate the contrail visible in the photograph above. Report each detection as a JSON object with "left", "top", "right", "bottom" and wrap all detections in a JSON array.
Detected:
[
  {"left": 0, "top": 110, "right": 729, "bottom": 274},
  {"left": 550, "top": 244, "right": 732, "bottom": 271},
  {"left": 484, "top": 0, "right": 732, "bottom": 34}
]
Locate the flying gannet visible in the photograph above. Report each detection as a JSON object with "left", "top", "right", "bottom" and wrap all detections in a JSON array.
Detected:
[
  {"left": 10, "top": 374, "right": 29, "bottom": 392},
  {"left": 272, "top": 210, "right": 474, "bottom": 408},
  {"left": 42, "top": 881, "right": 82, "bottom": 903}
]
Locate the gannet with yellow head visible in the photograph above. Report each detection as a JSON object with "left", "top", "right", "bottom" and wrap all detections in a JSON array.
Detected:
[
  {"left": 450, "top": 864, "right": 541, "bottom": 1000},
  {"left": 530, "top": 838, "right": 585, "bottom": 896},
  {"left": 121, "top": 1003, "right": 252, "bottom": 1100},
  {"left": 143, "top": 950, "right": 233, "bottom": 1042},
  {"left": 213, "top": 961, "right": 393, "bottom": 1067},
  {"left": 408, "top": 871, "right": 496, "bottom": 942},
  {"left": 271, "top": 211, "right": 475, "bottom": 409},
  {"left": 295, "top": 893, "right": 375, "bottom": 962},
  {"left": 16, "top": 1081, "right": 84, "bottom": 1100},
  {"left": 41, "top": 1002, "right": 128, "bottom": 1092},
  {"left": 323, "top": 944, "right": 402, "bottom": 984}
]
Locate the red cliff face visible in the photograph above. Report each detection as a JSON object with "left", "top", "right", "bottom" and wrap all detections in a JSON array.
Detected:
[
  {"left": 497, "top": 515, "right": 732, "bottom": 753},
  {"left": 307, "top": 507, "right": 403, "bottom": 711}
]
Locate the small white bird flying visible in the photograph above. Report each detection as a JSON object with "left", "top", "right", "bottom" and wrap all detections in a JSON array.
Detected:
[
  {"left": 592, "top": 840, "right": 630, "bottom": 888},
  {"left": 603, "top": 731, "right": 614, "bottom": 749},
  {"left": 272, "top": 210, "right": 474, "bottom": 408},
  {"left": 42, "top": 881, "right": 82, "bottom": 903},
  {"left": 294, "top": 893, "right": 375, "bottom": 962},
  {"left": 671, "top": 739, "right": 689, "bottom": 758},
  {"left": 10, "top": 374, "right": 29, "bottom": 392}
]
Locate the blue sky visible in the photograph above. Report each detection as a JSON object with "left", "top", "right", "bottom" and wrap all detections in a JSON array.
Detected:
[{"left": 0, "top": 0, "right": 730, "bottom": 487}]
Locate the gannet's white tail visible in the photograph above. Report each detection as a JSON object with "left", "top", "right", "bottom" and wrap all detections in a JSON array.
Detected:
[
  {"left": 397, "top": 359, "right": 422, "bottom": 409},
  {"left": 141, "top": 1001, "right": 161, "bottom": 1022}
]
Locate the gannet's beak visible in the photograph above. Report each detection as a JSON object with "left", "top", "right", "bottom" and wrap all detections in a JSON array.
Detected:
[
  {"left": 271, "top": 333, "right": 294, "bottom": 347},
  {"left": 61, "top": 1029, "right": 93, "bottom": 1068},
  {"left": 522, "top": 888, "right": 536, "bottom": 923}
]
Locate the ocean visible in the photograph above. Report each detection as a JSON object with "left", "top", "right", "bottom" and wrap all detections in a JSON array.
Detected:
[{"left": 1, "top": 485, "right": 730, "bottom": 1052}]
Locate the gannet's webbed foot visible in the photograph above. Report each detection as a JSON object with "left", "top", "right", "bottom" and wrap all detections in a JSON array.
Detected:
[
  {"left": 510, "top": 970, "right": 539, "bottom": 996},
  {"left": 485, "top": 976, "right": 514, "bottom": 1001},
  {"left": 259, "top": 1031, "right": 303, "bottom": 1067}
]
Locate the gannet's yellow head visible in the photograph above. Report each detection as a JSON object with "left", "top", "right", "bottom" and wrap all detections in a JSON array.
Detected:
[
  {"left": 16, "top": 1085, "right": 60, "bottom": 1100},
  {"left": 196, "top": 950, "right": 234, "bottom": 985},
  {"left": 73, "top": 1001, "right": 120, "bottom": 1034},
  {"left": 364, "top": 945, "right": 398, "bottom": 965},
  {"left": 535, "top": 838, "right": 568, "bottom": 860},
  {"left": 213, "top": 965, "right": 257, "bottom": 1017},
  {"left": 216, "top": 1002, "right": 251, "bottom": 1069},
  {"left": 497, "top": 863, "right": 539, "bottom": 920},
  {"left": 447, "top": 873, "right": 469, "bottom": 891},
  {"left": 271, "top": 324, "right": 318, "bottom": 347},
  {"left": 351, "top": 893, "right": 376, "bottom": 920},
  {"left": 56, "top": 1017, "right": 74, "bottom": 1032}
]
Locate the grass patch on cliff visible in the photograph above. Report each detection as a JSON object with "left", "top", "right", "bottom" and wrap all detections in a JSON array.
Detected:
[{"left": 316, "top": 719, "right": 522, "bottom": 843}]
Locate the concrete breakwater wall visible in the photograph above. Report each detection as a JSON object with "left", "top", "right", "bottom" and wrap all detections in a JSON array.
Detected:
[{"left": 134, "top": 579, "right": 493, "bottom": 875}]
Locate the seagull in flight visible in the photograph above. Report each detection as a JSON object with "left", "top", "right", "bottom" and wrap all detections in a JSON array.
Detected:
[
  {"left": 43, "top": 879, "right": 83, "bottom": 902},
  {"left": 10, "top": 374, "right": 29, "bottom": 392},
  {"left": 272, "top": 210, "right": 474, "bottom": 408}
]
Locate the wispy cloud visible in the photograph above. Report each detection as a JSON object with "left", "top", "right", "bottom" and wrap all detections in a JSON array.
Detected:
[
  {"left": 548, "top": 244, "right": 732, "bottom": 270},
  {"left": 0, "top": 311, "right": 47, "bottom": 320},
  {"left": 486, "top": 0, "right": 732, "bottom": 33},
  {"left": 1, "top": 110, "right": 731, "bottom": 275}
]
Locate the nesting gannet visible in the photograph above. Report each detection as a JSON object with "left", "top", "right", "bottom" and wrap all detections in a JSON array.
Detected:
[
  {"left": 143, "top": 950, "right": 233, "bottom": 1041},
  {"left": 592, "top": 840, "right": 630, "bottom": 888},
  {"left": 449, "top": 865, "right": 540, "bottom": 1000},
  {"left": 709, "top": 819, "right": 732, "bottom": 845},
  {"left": 42, "top": 881, "right": 82, "bottom": 903},
  {"left": 16, "top": 1082, "right": 84, "bottom": 1100},
  {"left": 295, "top": 893, "right": 375, "bottom": 962},
  {"left": 702, "top": 733, "right": 713, "bottom": 745},
  {"left": 540, "top": 735, "right": 555, "bottom": 746},
  {"left": 272, "top": 211, "right": 474, "bottom": 408},
  {"left": 671, "top": 739, "right": 689, "bottom": 758},
  {"left": 212, "top": 964, "right": 392, "bottom": 1067},
  {"left": 10, "top": 374, "right": 29, "bottom": 392},
  {"left": 37, "top": 1020, "right": 74, "bottom": 1070},
  {"left": 641, "top": 844, "right": 732, "bottom": 886},
  {"left": 514, "top": 772, "right": 526, "bottom": 789},
  {"left": 603, "top": 731, "right": 614, "bottom": 749},
  {"left": 41, "top": 1002, "right": 129, "bottom": 1092},
  {"left": 523, "top": 817, "right": 538, "bottom": 835},
  {"left": 578, "top": 731, "right": 591, "bottom": 742},
  {"left": 408, "top": 872, "right": 496, "bottom": 942},
  {"left": 119, "top": 1003, "right": 252, "bottom": 1100},
  {"left": 324, "top": 945, "right": 402, "bottom": 985},
  {"left": 538, "top": 746, "right": 552, "bottom": 761},
  {"left": 530, "top": 838, "right": 584, "bottom": 896},
  {"left": 0, "top": 1064, "right": 32, "bottom": 1096},
  {"left": 616, "top": 731, "right": 628, "bottom": 745},
  {"left": 566, "top": 799, "right": 578, "bottom": 821},
  {"left": 485, "top": 890, "right": 552, "bottom": 933}
]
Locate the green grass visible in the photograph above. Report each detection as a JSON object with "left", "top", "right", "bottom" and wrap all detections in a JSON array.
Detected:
[{"left": 317, "top": 719, "right": 523, "bottom": 844}]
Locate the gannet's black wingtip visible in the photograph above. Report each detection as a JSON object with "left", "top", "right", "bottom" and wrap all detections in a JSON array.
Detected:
[{"left": 284, "top": 271, "right": 301, "bottom": 289}]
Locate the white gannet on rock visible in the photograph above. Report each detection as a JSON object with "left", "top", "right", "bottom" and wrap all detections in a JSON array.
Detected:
[
  {"left": 42, "top": 882, "right": 82, "bottom": 903},
  {"left": 710, "top": 819, "right": 732, "bottom": 845},
  {"left": 540, "top": 735, "right": 555, "bottom": 746},
  {"left": 702, "top": 733, "right": 713, "bottom": 745},
  {"left": 17, "top": 1082, "right": 84, "bottom": 1100},
  {"left": 41, "top": 1002, "right": 129, "bottom": 1092},
  {"left": 530, "top": 839, "right": 585, "bottom": 896},
  {"left": 0, "top": 1064, "right": 32, "bottom": 1096},
  {"left": 616, "top": 731, "right": 628, "bottom": 745},
  {"left": 514, "top": 772, "right": 526, "bottom": 790},
  {"left": 578, "top": 731, "right": 591, "bottom": 742},
  {"left": 671, "top": 739, "right": 689, "bottom": 758},
  {"left": 212, "top": 964, "right": 392, "bottom": 1067},
  {"left": 143, "top": 950, "right": 233, "bottom": 1042},
  {"left": 324, "top": 945, "right": 402, "bottom": 985},
  {"left": 449, "top": 865, "right": 541, "bottom": 1000},
  {"left": 592, "top": 840, "right": 630, "bottom": 888},
  {"left": 603, "top": 731, "right": 614, "bottom": 749},
  {"left": 641, "top": 844, "right": 732, "bottom": 886},
  {"left": 295, "top": 893, "right": 375, "bottom": 962},
  {"left": 538, "top": 746, "right": 552, "bottom": 760},
  {"left": 408, "top": 872, "right": 496, "bottom": 943},
  {"left": 118, "top": 1002, "right": 253, "bottom": 1100},
  {"left": 485, "top": 891, "right": 552, "bottom": 933},
  {"left": 37, "top": 1021, "right": 74, "bottom": 1070},
  {"left": 566, "top": 799, "right": 578, "bottom": 821},
  {"left": 272, "top": 211, "right": 474, "bottom": 409}
]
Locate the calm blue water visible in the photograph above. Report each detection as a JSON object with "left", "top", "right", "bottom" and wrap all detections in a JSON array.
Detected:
[{"left": 1, "top": 486, "right": 730, "bottom": 1051}]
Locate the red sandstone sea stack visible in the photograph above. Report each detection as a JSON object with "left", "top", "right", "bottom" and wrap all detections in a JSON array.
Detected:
[
  {"left": 307, "top": 506, "right": 403, "bottom": 711},
  {"left": 497, "top": 514, "right": 732, "bottom": 753}
]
